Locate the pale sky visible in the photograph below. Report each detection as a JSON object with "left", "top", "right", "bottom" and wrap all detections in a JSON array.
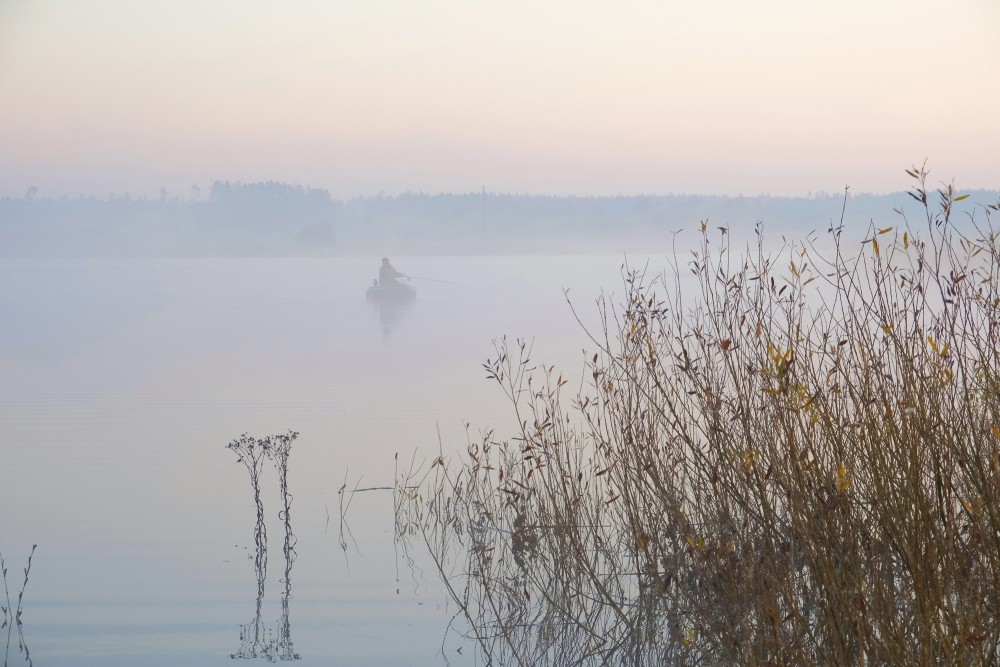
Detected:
[{"left": 1, "top": 0, "right": 998, "bottom": 197}]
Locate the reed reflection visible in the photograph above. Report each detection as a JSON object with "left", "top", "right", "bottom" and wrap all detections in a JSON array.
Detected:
[{"left": 227, "top": 433, "right": 300, "bottom": 662}]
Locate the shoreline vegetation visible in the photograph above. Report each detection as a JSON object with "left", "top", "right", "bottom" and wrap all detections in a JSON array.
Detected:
[
  {"left": 393, "top": 167, "right": 1000, "bottom": 664},
  {"left": 2, "top": 181, "right": 998, "bottom": 258}
]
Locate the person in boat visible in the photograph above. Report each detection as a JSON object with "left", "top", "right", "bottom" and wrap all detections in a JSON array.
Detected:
[{"left": 379, "top": 257, "right": 405, "bottom": 286}]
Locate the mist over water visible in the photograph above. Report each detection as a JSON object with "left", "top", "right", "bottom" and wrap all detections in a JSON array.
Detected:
[
  {"left": 6, "top": 187, "right": 998, "bottom": 259},
  {"left": 0, "top": 254, "right": 630, "bottom": 665}
]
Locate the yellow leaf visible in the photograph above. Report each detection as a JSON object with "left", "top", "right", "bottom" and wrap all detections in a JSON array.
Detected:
[
  {"left": 955, "top": 194, "right": 970, "bottom": 201},
  {"left": 872, "top": 237, "right": 880, "bottom": 256},
  {"left": 904, "top": 232, "right": 909, "bottom": 249},
  {"left": 740, "top": 449, "right": 760, "bottom": 471},
  {"left": 928, "top": 335, "right": 939, "bottom": 354},
  {"left": 878, "top": 227, "right": 893, "bottom": 235},
  {"left": 836, "top": 463, "right": 851, "bottom": 492}
]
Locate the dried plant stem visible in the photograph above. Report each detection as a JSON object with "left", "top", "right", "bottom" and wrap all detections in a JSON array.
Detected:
[{"left": 395, "top": 169, "right": 1000, "bottom": 665}]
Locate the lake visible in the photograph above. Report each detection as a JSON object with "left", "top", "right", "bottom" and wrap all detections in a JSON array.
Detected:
[{"left": 0, "top": 255, "right": 640, "bottom": 665}]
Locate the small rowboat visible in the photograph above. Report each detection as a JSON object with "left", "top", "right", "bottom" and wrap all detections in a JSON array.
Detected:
[{"left": 366, "top": 281, "right": 416, "bottom": 301}]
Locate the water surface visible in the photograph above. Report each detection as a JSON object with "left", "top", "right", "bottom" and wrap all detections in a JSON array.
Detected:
[{"left": 0, "top": 255, "right": 638, "bottom": 665}]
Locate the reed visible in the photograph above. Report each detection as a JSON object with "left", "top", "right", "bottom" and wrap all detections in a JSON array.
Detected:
[
  {"left": 227, "top": 430, "right": 300, "bottom": 662},
  {"left": 396, "top": 167, "right": 1000, "bottom": 665},
  {"left": 227, "top": 434, "right": 271, "bottom": 577},
  {"left": 268, "top": 431, "right": 298, "bottom": 566},
  {"left": 1, "top": 545, "right": 36, "bottom": 628},
  {"left": 2, "top": 545, "right": 36, "bottom": 666}
]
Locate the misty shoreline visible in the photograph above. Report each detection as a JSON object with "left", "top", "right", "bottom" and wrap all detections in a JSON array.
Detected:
[{"left": 3, "top": 183, "right": 997, "bottom": 259}]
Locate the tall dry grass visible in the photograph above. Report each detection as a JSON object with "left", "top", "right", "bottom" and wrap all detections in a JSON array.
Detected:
[{"left": 395, "top": 167, "right": 1000, "bottom": 665}]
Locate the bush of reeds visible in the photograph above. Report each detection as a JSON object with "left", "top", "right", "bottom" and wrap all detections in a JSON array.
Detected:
[{"left": 396, "top": 167, "right": 1000, "bottom": 665}]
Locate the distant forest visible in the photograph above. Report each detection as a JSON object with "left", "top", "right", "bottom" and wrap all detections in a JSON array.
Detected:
[{"left": 2, "top": 181, "right": 998, "bottom": 257}]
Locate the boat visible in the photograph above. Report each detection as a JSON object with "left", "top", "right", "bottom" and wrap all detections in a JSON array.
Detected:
[{"left": 366, "top": 280, "right": 416, "bottom": 301}]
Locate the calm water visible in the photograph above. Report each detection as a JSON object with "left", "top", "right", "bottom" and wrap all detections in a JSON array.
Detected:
[{"left": 0, "top": 255, "right": 634, "bottom": 665}]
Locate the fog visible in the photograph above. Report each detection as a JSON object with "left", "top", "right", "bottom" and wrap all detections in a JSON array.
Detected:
[{"left": 3, "top": 182, "right": 997, "bottom": 258}]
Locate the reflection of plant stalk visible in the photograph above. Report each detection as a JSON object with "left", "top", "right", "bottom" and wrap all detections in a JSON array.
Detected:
[{"left": 277, "top": 542, "right": 296, "bottom": 661}]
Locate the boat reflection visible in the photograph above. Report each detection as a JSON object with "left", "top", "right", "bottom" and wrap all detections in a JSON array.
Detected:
[{"left": 366, "top": 281, "right": 416, "bottom": 340}]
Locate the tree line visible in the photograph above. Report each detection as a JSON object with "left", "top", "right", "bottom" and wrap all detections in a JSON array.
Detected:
[{"left": 2, "top": 181, "right": 996, "bottom": 257}]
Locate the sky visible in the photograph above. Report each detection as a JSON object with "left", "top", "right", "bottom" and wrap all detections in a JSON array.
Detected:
[{"left": 1, "top": 0, "right": 998, "bottom": 198}]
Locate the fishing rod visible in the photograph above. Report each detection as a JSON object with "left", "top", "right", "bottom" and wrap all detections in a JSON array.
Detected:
[{"left": 402, "top": 275, "right": 464, "bottom": 287}]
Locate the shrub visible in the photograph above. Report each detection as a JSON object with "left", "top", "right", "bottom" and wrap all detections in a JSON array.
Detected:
[{"left": 396, "top": 166, "right": 1000, "bottom": 665}]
